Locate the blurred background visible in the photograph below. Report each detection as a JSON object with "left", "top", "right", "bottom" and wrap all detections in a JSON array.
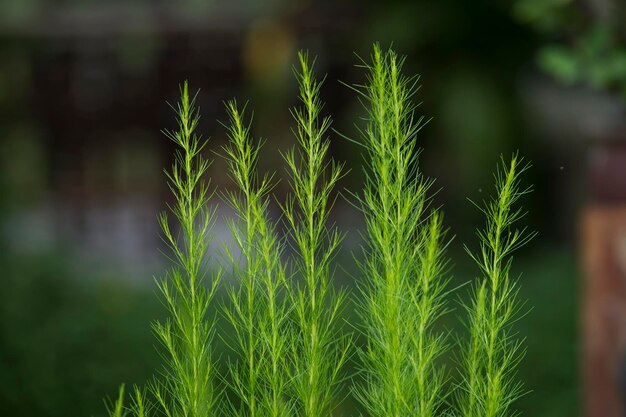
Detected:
[{"left": 1, "top": 0, "right": 625, "bottom": 416}]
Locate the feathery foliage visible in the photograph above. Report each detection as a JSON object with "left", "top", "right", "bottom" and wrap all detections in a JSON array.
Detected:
[
  {"left": 351, "top": 44, "right": 450, "bottom": 417},
  {"left": 221, "top": 100, "right": 292, "bottom": 417},
  {"left": 282, "top": 52, "right": 351, "bottom": 417},
  {"left": 106, "top": 384, "right": 127, "bottom": 417},
  {"left": 101, "top": 45, "right": 535, "bottom": 417},
  {"left": 129, "top": 386, "right": 149, "bottom": 417},
  {"left": 457, "top": 155, "right": 535, "bottom": 417},
  {"left": 151, "top": 82, "right": 222, "bottom": 417}
]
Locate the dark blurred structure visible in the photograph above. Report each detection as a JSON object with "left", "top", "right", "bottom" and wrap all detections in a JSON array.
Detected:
[
  {"left": 0, "top": 0, "right": 609, "bottom": 416},
  {"left": 582, "top": 205, "right": 626, "bottom": 417},
  {"left": 513, "top": 1, "right": 626, "bottom": 416},
  {"left": 582, "top": 138, "right": 626, "bottom": 417},
  {"left": 0, "top": 1, "right": 363, "bottom": 271}
]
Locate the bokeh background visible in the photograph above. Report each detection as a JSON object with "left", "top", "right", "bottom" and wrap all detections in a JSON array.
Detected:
[{"left": 1, "top": 0, "right": 625, "bottom": 416}]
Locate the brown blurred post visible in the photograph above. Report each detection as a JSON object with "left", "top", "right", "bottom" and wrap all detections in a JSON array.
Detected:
[{"left": 583, "top": 141, "right": 626, "bottom": 417}]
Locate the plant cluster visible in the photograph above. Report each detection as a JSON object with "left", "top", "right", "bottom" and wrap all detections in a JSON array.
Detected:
[
  {"left": 104, "top": 44, "right": 534, "bottom": 417},
  {"left": 350, "top": 46, "right": 448, "bottom": 417}
]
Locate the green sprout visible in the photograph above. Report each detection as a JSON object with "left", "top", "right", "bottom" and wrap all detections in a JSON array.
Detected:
[
  {"left": 151, "top": 82, "right": 222, "bottom": 417},
  {"left": 282, "top": 52, "right": 351, "bottom": 417},
  {"left": 350, "top": 43, "right": 450, "bottom": 417},
  {"left": 222, "top": 99, "right": 291, "bottom": 417},
  {"left": 457, "top": 155, "right": 535, "bottom": 417}
]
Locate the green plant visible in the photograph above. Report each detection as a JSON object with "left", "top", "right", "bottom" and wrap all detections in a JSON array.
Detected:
[
  {"left": 282, "top": 52, "right": 351, "bottom": 417},
  {"left": 457, "top": 155, "right": 535, "bottom": 417},
  {"left": 151, "top": 82, "right": 222, "bottom": 417},
  {"left": 222, "top": 99, "right": 291, "bottom": 417},
  {"left": 220, "top": 52, "right": 351, "bottom": 417},
  {"left": 103, "top": 45, "right": 533, "bottom": 417},
  {"left": 349, "top": 44, "right": 450, "bottom": 417},
  {"left": 106, "top": 384, "right": 127, "bottom": 417}
]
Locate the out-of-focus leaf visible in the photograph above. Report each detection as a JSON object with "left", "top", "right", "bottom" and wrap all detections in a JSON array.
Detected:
[
  {"left": 579, "top": 25, "right": 611, "bottom": 60},
  {"left": 608, "top": 51, "right": 626, "bottom": 82},
  {"left": 537, "top": 45, "right": 580, "bottom": 85},
  {"left": 513, "top": 0, "right": 572, "bottom": 32}
]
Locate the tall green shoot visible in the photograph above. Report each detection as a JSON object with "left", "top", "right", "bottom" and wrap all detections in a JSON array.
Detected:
[
  {"left": 458, "top": 155, "right": 534, "bottom": 417},
  {"left": 222, "top": 101, "right": 291, "bottom": 417},
  {"left": 352, "top": 44, "right": 450, "bottom": 417},
  {"left": 151, "top": 82, "right": 221, "bottom": 417},
  {"left": 282, "top": 52, "right": 351, "bottom": 417}
]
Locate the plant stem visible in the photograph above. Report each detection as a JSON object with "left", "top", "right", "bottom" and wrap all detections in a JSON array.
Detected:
[
  {"left": 283, "top": 51, "right": 350, "bottom": 417},
  {"left": 152, "top": 81, "right": 221, "bottom": 417},
  {"left": 458, "top": 154, "right": 535, "bottom": 417},
  {"left": 223, "top": 100, "right": 290, "bottom": 417},
  {"left": 352, "top": 44, "right": 449, "bottom": 417}
]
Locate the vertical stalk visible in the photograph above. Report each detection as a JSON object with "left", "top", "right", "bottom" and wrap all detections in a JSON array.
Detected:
[
  {"left": 152, "top": 81, "right": 221, "bottom": 417},
  {"left": 223, "top": 101, "right": 290, "bottom": 417},
  {"left": 283, "top": 51, "right": 350, "bottom": 417},
  {"left": 458, "top": 155, "right": 535, "bottom": 417},
  {"left": 353, "top": 44, "right": 449, "bottom": 417}
]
